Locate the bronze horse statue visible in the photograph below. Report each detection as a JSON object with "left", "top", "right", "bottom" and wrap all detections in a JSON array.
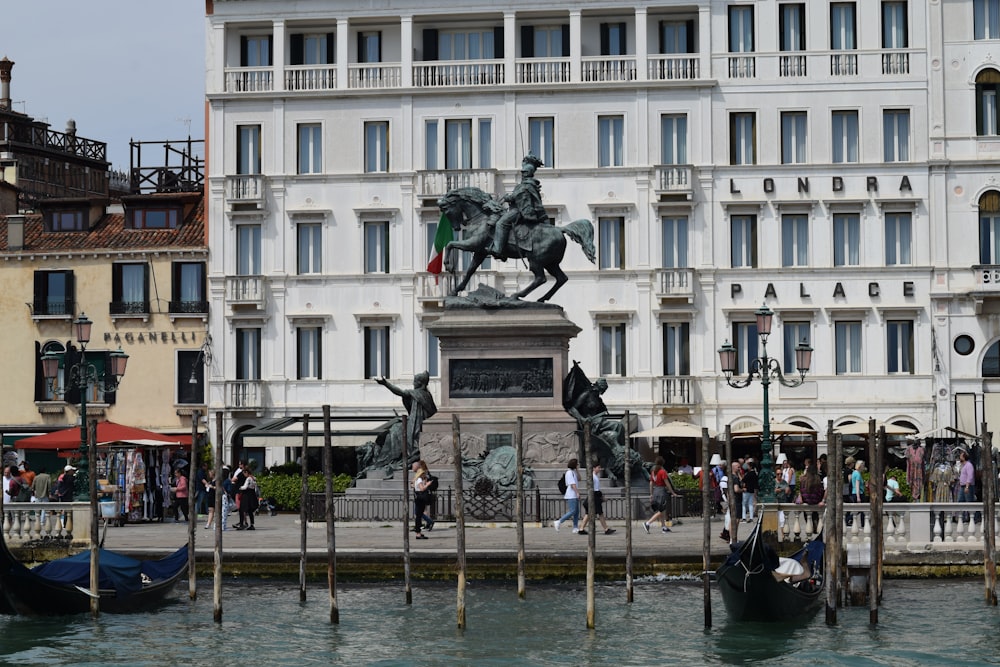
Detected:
[{"left": 437, "top": 186, "right": 595, "bottom": 302}]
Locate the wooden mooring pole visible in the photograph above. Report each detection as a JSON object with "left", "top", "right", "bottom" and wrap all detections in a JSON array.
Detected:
[
  {"left": 188, "top": 409, "right": 199, "bottom": 600},
  {"left": 624, "top": 410, "right": 633, "bottom": 603},
  {"left": 324, "top": 405, "right": 339, "bottom": 623},
  {"left": 213, "top": 410, "right": 224, "bottom": 623},
  {"left": 868, "top": 422, "right": 884, "bottom": 626},
  {"left": 725, "top": 427, "right": 735, "bottom": 545},
  {"left": 299, "top": 414, "right": 310, "bottom": 602},
  {"left": 584, "top": 423, "right": 596, "bottom": 630},
  {"left": 515, "top": 416, "right": 526, "bottom": 599},
  {"left": 454, "top": 414, "right": 467, "bottom": 629},
  {"left": 982, "top": 424, "right": 997, "bottom": 606},
  {"left": 701, "top": 428, "right": 712, "bottom": 629},
  {"left": 402, "top": 415, "right": 412, "bottom": 605},
  {"left": 825, "top": 422, "right": 840, "bottom": 626}
]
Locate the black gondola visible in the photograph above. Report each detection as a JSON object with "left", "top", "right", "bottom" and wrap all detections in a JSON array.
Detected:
[
  {"left": 715, "top": 514, "right": 825, "bottom": 622},
  {"left": 0, "top": 531, "right": 187, "bottom": 615}
]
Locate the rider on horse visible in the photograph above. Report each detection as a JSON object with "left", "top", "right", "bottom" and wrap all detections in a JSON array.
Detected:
[{"left": 488, "top": 153, "right": 547, "bottom": 258}]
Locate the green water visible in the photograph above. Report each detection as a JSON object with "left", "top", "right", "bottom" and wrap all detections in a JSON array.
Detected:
[{"left": 0, "top": 579, "right": 996, "bottom": 666}]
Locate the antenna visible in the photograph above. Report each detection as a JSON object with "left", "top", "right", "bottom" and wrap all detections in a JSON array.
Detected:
[{"left": 176, "top": 116, "right": 192, "bottom": 136}]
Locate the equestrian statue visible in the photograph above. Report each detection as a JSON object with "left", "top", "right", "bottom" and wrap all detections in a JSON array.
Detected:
[{"left": 436, "top": 153, "right": 595, "bottom": 303}]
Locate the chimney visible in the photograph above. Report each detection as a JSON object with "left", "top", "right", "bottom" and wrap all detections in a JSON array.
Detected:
[
  {"left": 0, "top": 57, "right": 13, "bottom": 111},
  {"left": 7, "top": 214, "right": 24, "bottom": 251}
]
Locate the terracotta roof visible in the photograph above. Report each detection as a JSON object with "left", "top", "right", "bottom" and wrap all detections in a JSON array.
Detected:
[{"left": 0, "top": 194, "right": 206, "bottom": 253}]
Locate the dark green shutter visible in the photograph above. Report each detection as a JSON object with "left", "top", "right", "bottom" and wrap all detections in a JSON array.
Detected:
[
  {"left": 423, "top": 29, "right": 439, "bottom": 61},
  {"left": 685, "top": 21, "right": 695, "bottom": 53},
  {"left": 104, "top": 351, "right": 117, "bottom": 404},
  {"left": 290, "top": 34, "right": 304, "bottom": 66},
  {"left": 240, "top": 36, "right": 248, "bottom": 66},
  {"left": 561, "top": 25, "right": 570, "bottom": 56},
  {"left": 494, "top": 26, "right": 503, "bottom": 58},
  {"left": 521, "top": 26, "right": 534, "bottom": 57},
  {"left": 326, "top": 33, "right": 335, "bottom": 64}
]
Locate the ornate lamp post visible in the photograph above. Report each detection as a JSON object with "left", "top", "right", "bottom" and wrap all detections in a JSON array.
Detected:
[
  {"left": 41, "top": 314, "right": 129, "bottom": 500},
  {"left": 718, "top": 304, "right": 813, "bottom": 503}
]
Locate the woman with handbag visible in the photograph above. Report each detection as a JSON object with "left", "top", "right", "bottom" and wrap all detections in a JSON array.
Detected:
[{"left": 412, "top": 460, "right": 434, "bottom": 540}]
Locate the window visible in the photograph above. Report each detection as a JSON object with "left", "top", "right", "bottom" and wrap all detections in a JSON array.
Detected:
[
  {"left": 979, "top": 191, "right": 1000, "bottom": 263},
  {"left": 835, "top": 321, "right": 862, "bottom": 374},
  {"left": 728, "top": 6, "right": 754, "bottom": 53},
  {"left": 241, "top": 35, "right": 272, "bottom": 66},
  {"left": 887, "top": 320, "right": 914, "bottom": 374},
  {"left": 660, "top": 21, "right": 694, "bottom": 53},
  {"left": 662, "top": 216, "right": 689, "bottom": 268},
  {"left": 882, "top": 1, "right": 908, "bottom": 49},
  {"left": 783, "top": 321, "right": 811, "bottom": 373},
  {"left": 33, "top": 270, "right": 74, "bottom": 316},
  {"left": 599, "top": 216, "right": 625, "bottom": 269},
  {"left": 364, "top": 220, "right": 389, "bottom": 273},
  {"left": 662, "top": 322, "right": 690, "bottom": 376},
  {"left": 297, "top": 327, "right": 322, "bottom": 380},
  {"left": 833, "top": 213, "right": 861, "bottom": 266},
  {"left": 529, "top": 117, "right": 555, "bottom": 168},
  {"left": 781, "top": 111, "right": 807, "bottom": 164},
  {"left": 297, "top": 123, "right": 322, "bottom": 174},
  {"left": 781, "top": 214, "right": 809, "bottom": 267},
  {"left": 178, "top": 349, "right": 204, "bottom": 405},
  {"left": 364, "top": 121, "right": 389, "bottom": 173},
  {"left": 780, "top": 4, "right": 806, "bottom": 52},
  {"left": 297, "top": 223, "right": 322, "bottom": 274},
  {"left": 359, "top": 32, "right": 381, "bottom": 63},
  {"left": 111, "top": 263, "right": 149, "bottom": 315},
  {"left": 977, "top": 70, "right": 1000, "bottom": 136},
  {"left": 832, "top": 110, "right": 859, "bottom": 163},
  {"left": 730, "top": 112, "right": 756, "bottom": 165},
  {"left": 733, "top": 321, "right": 760, "bottom": 375},
  {"left": 526, "top": 26, "right": 567, "bottom": 57},
  {"left": 427, "top": 331, "right": 440, "bottom": 378},
  {"left": 38, "top": 341, "right": 65, "bottom": 401},
  {"left": 975, "top": 0, "right": 1000, "bottom": 39},
  {"left": 236, "top": 328, "right": 261, "bottom": 380},
  {"left": 128, "top": 207, "right": 180, "bottom": 229},
  {"left": 986, "top": 341, "right": 1000, "bottom": 376},
  {"left": 598, "top": 115, "right": 624, "bottom": 167},
  {"left": 600, "top": 323, "right": 626, "bottom": 376},
  {"left": 883, "top": 110, "right": 910, "bottom": 162},
  {"left": 425, "top": 120, "right": 439, "bottom": 170},
  {"left": 600, "top": 23, "right": 627, "bottom": 56},
  {"left": 364, "top": 326, "right": 389, "bottom": 378},
  {"left": 831, "top": 3, "right": 857, "bottom": 50},
  {"left": 439, "top": 30, "right": 495, "bottom": 59},
  {"left": 445, "top": 120, "right": 471, "bottom": 169},
  {"left": 661, "top": 114, "right": 688, "bottom": 165},
  {"left": 46, "top": 210, "right": 84, "bottom": 232},
  {"left": 731, "top": 215, "right": 757, "bottom": 268},
  {"left": 289, "top": 32, "right": 334, "bottom": 65},
  {"left": 425, "top": 118, "right": 492, "bottom": 170},
  {"left": 170, "top": 262, "right": 206, "bottom": 313},
  {"left": 38, "top": 344, "right": 114, "bottom": 403},
  {"left": 885, "top": 212, "right": 912, "bottom": 265},
  {"left": 237, "top": 125, "right": 261, "bottom": 175},
  {"left": 237, "top": 224, "right": 262, "bottom": 275},
  {"left": 426, "top": 219, "right": 489, "bottom": 272}
]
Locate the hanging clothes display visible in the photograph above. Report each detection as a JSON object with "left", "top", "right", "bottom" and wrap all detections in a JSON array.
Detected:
[{"left": 905, "top": 442, "right": 925, "bottom": 502}]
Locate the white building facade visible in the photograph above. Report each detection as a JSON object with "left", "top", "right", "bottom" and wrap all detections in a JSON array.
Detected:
[{"left": 204, "top": 0, "right": 1000, "bottom": 466}]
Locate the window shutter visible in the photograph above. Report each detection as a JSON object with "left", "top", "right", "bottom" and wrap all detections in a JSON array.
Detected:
[
  {"left": 357, "top": 33, "right": 364, "bottom": 62},
  {"left": 290, "top": 34, "right": 304, "bottom": 66},
  {"left": 562, "top": 25, "right": 570, "bottom": 56},
  {"left": 977, "top": 85, "right": 985, "bottom": 135},
  {"left": 34, "top": 341, "right": 44, "bottom": 402},
  {"left": 240, "top": 36, "right": 248, "bottom": 66},
  {"left": 494, "top": 26, "right": 504, "bottom": 58},
  {"left": 423, "top": 29, "right": 439, "bottom": 61},
  {"left": 326, "top": 33, "right": 335, "bottom": 64},
  {"left": 798, "top": 9, "right": 806, "bottom": 50},
  {"left": 143, "top": 264, "right": 150, "bottom": 311},
  {"left": 316, "top": 331, "right": 323, "bottom": 380},
  {"left": 65, "top": 271, "right": 75, "bottom": 314},
  {"left": 111, "top": 265, "right": 122, "bottom": 303},
  {"left": 617, "top": 23, "right": 627, "bottom": 54},
  {"left": 33, "top": 271, "right": 45, "bottom": 313},
  {"left": 600, "top": 23, "right": 609, "bottom": 55},
  {"left": 104, "top": 351, "right": 117, "bottom": 404},
  {"left": 685, "top": 21, "right": 695, "bottom": 53},
  {"left": 172, "top": 262, "right": 182, "bottom": 302},
  {"left": 267, "top": 35, "right": 273, "bottom": 65},
  {"left": 65, "top": 343, "right": 80, "bottom": 405},
  {"left": 521, "top": 26, "right": 534, "bottom": 58}
]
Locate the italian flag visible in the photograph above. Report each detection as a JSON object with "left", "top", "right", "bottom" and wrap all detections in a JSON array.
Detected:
[{"left": 426, "top": 212, "right": 453, "bottom": 275}]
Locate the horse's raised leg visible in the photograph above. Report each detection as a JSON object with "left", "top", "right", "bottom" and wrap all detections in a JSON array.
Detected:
[
  {"left": 513, "top": 266, "right": 547, "bottom": 300},
  {"left": 537, "top": 265, "right": 569, "bottom": 303}
]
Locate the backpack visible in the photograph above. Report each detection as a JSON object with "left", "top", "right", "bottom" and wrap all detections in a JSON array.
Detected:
[
  {"left": 557, "top": 473, "right": 568, "bottom": 495},
  {"left": 426, "top": 475, "right": 439, "bottom": 493},
  {"left": 15, "top": 481, "right": 32, "bottom": 502}
]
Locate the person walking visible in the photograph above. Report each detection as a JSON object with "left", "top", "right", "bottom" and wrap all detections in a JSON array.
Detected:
[
  {"left": 644, "top": 457, "right": 680, "bottom": 534},
  {"left": 412, "top": 460, "right": 434, "bottom": 540},
  {"left": 578, "top": 463, "right": 615, "bottom": 535},
  {"left": 849, "top": 459, "right": 867, "bottom": 528},
  {"left": 741, "top": 460, "right": 759, "bottom": 522},
  {"left": 203, "top": 469, "right": 217, "bottom": 530},
  {"left": 31, "top": 466, "right": 52, "bottom": 526},
  {"left": 237, "top": 467, "right": 258, "bottom": 530},
  {"left": 172, "top": 467, "right": 189, "bottom": 522},
  {"left": 957, "top": 450, "right": 978, "bottom": 523},
  {"left": 553, "top": 459, "right": 581, "bottom": 533},
  {"left": 220, "top": 465, "right": 232, "bottom": 531}
]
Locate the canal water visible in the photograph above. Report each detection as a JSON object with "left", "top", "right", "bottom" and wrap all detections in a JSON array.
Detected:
[{"left": 0, "top": 578, "right": 997, "bottom": 666}]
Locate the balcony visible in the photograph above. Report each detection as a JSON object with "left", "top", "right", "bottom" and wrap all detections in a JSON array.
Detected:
[
  {"left": 653, "top": 165, "right": 693, "bottom": 194},
  {"left": 348, "top": 63, "right": 402, "bottom": 89},
  {"left": 881, "top": 49, "right": 910, "bottom": 75},
  {"left": 417, "top": 169, "right": 499, "bottom": 198},
  {"left": 657, "top": 376, "right": 697, "bottom": 407},
  {"left": 728, "top": 55, "right": 756, "bottom": 79},
  {"left": 226, "top": 380, "right": 264, "bottom": 410},
  {"left": 779, "top": 54, "right": 807, "bottom": 77},
  {"left": 654, "top": 268, "right": 695, "bottom": 303},
  {"left": 168, "top": 300, "right": 209, "bottom": 315},
  {"left": 515, "top": 57, "right": 571, "bottom": 84},
  {"left": 581, "top": 56, "right": 637, "bottom": 82},
  {"left": 285, "top": 65, "right": 337, "bottom": 91},
  {"left": 413, "top": 60, "right": 504, "bottom": 88},
  {"left": 225, "top": 175, "right": 266, "bottom": 209},
  {"left": 109, "top": 301, "right": 150, "bottom": 316},
  {"left": 226, "top": 276, "right": 266, "bottom": 309},
  {"left": 224, "top": 67, "right": 274, "bottom": 93},
  {"left": 32, "top": 299, "right": 74, "bottom": 318},
  {"left": 647, "top": 55, "right": 699, "bottom": 81}
]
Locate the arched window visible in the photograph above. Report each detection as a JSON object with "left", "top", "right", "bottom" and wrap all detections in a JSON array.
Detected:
[
  {"left": 983, "top": 340, "right": 1000, "bottom": 377},
  {"left": 979, "top": 190, "right": 1000, "bottom": 264},
  {"left": 39, "top": 341, "right": 66, "bottom": 401},
  {"left": 976, "top": 68, "right": 1000, "bottom": 135}
]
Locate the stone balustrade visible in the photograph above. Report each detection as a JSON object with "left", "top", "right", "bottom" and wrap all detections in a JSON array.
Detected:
[{"left": 1, "top": 502, "right": 92, "bottom": 545}]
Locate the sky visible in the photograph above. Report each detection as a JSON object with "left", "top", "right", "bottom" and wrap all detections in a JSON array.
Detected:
[{"left": 1, "top": 1, "right": 205, "bottom": 172}]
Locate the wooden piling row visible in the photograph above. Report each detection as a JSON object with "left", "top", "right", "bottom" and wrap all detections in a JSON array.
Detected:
[
  {"left": 213, "top": 410, "right": 224, "bottom": 623},
  {"left": 323, "top": 405, "right": 339, "bottom": 623},
  {"left": 188, "top": 409, "right": 199, "bottom": 600},
  {"left": 701, "top": 428, "right": 712, "bottom": 629},
  {"left": 402, "top": 415, "right": 411, "bottom": 605},
  {"left": 624, "top": 411, "right": 633, "bottom": 604},
  {"left": 299, "top": 414, "right": 310, "bottom": 602},
  {"left": 453, "top": 414, "right": 467, "bottom": 629},
  {"left": 515, "top": 416, "right": 526, "bottom": 599},
  {"left": 825, "top": 422, "right": 840, "bottom": 625},
  {"left": 584, "top": 423, "right": 595, "bottom": 629}
]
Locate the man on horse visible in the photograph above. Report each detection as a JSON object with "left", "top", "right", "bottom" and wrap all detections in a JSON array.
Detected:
[{"left": 488, "top": 152, "right": 547, "bottom": 258}]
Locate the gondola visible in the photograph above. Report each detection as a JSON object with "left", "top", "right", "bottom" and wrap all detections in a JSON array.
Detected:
[
  {"left": 715, "top": 513, "right": 825, "bottom": 622},
  {"left": 0, "top": 530, "right": 187, "bottom": 615}
]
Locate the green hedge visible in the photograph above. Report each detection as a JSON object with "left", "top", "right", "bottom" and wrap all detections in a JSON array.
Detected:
[{"left": 257, "top": 473, "right": 353, "bottom": 511}]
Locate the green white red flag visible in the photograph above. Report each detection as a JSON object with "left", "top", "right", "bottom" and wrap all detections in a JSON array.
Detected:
[{"left": 426, "top": 212, "right": 453, "bottom": 275}]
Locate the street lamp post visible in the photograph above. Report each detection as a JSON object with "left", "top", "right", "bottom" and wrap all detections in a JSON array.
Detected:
[
  {"left": 718, "top": 304, "right": 813, "bottom": 503},
  {"left": 41, "top": 314, "right": 129, "bottom": 501}
]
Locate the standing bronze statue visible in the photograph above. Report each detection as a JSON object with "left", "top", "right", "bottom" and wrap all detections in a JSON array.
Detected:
[{"left": 358, "top": 372, "right": 438, "bottom": 479}]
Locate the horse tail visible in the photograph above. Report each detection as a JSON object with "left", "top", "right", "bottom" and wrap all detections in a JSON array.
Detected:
[{"left": 561, "top": 219, "right": 596, "bottom": 264}]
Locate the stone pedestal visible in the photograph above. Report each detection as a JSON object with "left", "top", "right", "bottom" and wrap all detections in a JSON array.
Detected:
[{"left": 418, "top": 294, "right": 581, "bottom": 469}]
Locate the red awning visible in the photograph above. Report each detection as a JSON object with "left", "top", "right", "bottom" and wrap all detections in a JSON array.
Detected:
[{"left": 15, "top": 422, "right": 189, "bottom": 451}]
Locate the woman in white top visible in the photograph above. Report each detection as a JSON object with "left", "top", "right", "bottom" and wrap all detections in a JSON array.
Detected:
[{"left": 553, "top": 458, "right": 581, "bottom": 533}]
